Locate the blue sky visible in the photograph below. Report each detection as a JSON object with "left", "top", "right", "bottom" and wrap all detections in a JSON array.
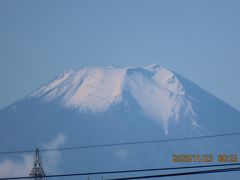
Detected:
[{"left": 0, "top": 0, "right": 240, "bottom": 110}]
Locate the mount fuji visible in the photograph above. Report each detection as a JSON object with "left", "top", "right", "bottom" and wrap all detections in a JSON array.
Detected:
[{"left": 0, "top": 64, "right": 239, "bottom": 179}]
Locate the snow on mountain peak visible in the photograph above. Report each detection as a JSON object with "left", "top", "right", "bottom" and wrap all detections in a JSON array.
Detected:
[
  {"left": 31, "top": 66, "right": 126, "bottom": 111},
  {"left": 29, "top": 65, "right": 196, "bottom": 133}
]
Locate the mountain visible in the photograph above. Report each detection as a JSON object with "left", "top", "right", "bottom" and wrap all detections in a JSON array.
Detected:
[{"left": 0, "top": 65, "right": 239, "bottom": 179}]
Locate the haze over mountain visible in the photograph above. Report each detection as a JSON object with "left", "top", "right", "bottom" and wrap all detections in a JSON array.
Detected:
[{"left": 0, "top": 64, "right": 239, "bottom": 179}]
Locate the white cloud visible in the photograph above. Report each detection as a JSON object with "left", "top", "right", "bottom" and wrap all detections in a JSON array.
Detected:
[
  {"left": 0, "top": 133, "right": 66, "bottom": 177},
  {"left": 0, "top": 155, "right": 32, "bottom": 177},
  {"left": 42, "top": 133, "right": 66, "bottom": 172}
]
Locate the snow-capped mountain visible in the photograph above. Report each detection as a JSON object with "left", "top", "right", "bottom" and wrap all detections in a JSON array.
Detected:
[
  {"left": 29, "top": 64, "right": 196, "bottom": 134},
  {"left": 0, "top": 65, "right": 239, "bottom": 179}
]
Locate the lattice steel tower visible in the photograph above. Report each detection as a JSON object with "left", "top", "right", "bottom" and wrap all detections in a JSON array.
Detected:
[{"left": 29, "top": 148, "right": 47, "bottom": 180}]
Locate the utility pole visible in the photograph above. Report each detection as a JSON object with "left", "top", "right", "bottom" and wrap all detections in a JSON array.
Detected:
[{"left": 29, "top": 148, "right": 47, "bottom": 180}]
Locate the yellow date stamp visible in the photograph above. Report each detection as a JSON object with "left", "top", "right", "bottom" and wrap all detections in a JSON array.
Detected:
[
  {"left": 172, "top": 154, "right": 238, "bottom": 163},
  {"left": 217, "top": 154, "right": 238, "bottom": 163}
]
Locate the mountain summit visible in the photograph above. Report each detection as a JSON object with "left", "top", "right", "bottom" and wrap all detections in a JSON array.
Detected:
[{"left": 29, "top": 65, "right": 196, "bottom": 134}]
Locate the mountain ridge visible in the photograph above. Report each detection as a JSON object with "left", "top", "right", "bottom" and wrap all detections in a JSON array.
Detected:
[{"left": 23, "top": 65, "right": 198, "bottom": 134}]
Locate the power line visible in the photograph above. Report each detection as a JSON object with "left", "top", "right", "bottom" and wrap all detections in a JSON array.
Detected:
[
  {"left": 105, "top": 167, "right": 240, "bottom": 180},
  {"left": 0, "top": 162, "right": 240, "bottom": 180},
  {"left": 0, "top": 131, "right": 240, "bottom": 155}
]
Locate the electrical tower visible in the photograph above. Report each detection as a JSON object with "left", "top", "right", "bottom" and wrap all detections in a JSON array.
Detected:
[{"left": 29, "top": 148, "right": 47, "bottom": 180}]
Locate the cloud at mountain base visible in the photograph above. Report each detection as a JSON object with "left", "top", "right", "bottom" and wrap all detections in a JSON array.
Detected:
[{"left": 0, "top": 133, "right": 66, "bottom": 177}]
